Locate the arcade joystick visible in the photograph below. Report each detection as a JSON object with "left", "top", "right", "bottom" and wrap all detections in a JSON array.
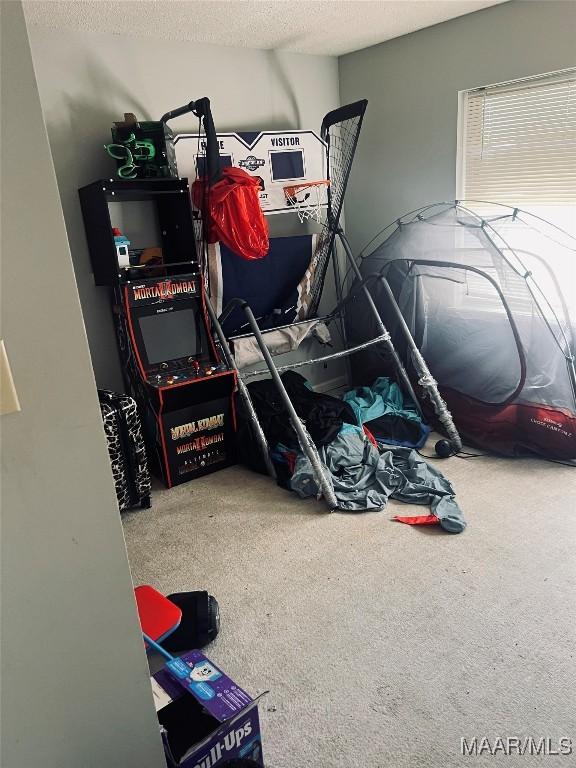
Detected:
[{"left": 192, "top": 360, "right": 200, "bottom": 377}]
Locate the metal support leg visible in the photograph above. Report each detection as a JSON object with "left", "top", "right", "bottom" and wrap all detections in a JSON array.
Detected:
[
  {"left": 376, "top": 276, "right": 462, "bottom": 453},
  {"left": 335, "top": 230, "right": 462, "bottom": 453},
  {"left": 330, "top": 240, "right": 352, "bottom": 388},
  {"left": 336, "top": 228, "right": 423, "bottom": 417},
  {"left": 205, "top": 297, "right": 277, "bottom": 479},
  {"left": 235, "top": 302, "right": 338, "bottom": 511}
]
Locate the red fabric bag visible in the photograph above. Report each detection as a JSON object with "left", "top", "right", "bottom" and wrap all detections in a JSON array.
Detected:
[{"left": 192, "top": 167, "right": 269, "bottom": 261}]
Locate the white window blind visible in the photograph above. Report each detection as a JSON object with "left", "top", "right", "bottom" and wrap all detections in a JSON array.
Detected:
[{"left": 460, "top": 70, "right": 576, "bottom": 206}]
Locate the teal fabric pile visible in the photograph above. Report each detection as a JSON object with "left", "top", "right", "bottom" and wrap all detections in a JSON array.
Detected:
[
  {"left": 342, "top": 377, "right": 430, "bottom": 449},
  {"left": 343, "top": 377, "right": 420, "bottom": 425}
]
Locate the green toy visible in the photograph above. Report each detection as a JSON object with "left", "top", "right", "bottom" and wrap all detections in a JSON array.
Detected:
[
  {"left": 105, "top": 100, "right": 220, "bottom": 181},
  {"left": 105, "top": 112, "right": 177, "bottom": 180},
  {"left": 105, "top": 132, "right": 156, "bottom": 179}
]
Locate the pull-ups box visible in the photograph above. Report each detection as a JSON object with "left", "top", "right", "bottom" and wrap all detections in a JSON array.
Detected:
[{"left": 153, "top": 650, "right": 265, "bottom": 767}]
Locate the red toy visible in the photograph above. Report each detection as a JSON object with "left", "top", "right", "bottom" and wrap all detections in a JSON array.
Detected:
[{"left": 134, "top": 585, "right": 182, "bottom": 645}]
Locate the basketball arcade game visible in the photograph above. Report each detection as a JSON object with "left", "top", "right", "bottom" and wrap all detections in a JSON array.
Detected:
[
  {"left": 80, "top": 174, "right": 237, "bottom": 488},
  {"left": 175, "top": 101, "right": 463, "bottom": 510}
]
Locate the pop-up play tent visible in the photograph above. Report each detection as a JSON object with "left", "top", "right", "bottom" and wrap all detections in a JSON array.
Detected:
[{"left": 346, "top": 202, "right": 576, "bottom": 461}]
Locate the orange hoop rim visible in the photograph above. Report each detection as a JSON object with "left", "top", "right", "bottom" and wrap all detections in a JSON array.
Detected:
[{"left": 283, "top": 179, "right": 330, "bottom": 198}]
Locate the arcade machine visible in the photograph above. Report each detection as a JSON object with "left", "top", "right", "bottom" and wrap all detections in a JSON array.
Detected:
[{"left": 80, "top": 101, "right": 237, "bottom": 488}]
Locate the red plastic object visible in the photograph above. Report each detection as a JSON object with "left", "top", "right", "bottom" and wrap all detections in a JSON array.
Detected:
[
  {"left": 393, "top": 514, "right": 439, "bottom": 526},
  {"left": 192, "top": 167, "right": 269, "bottom": 261},
  {"left": 134, "top": 585, "right": 182, "bottom": 644},
  {"left": 363, "top": 425, "right": 378, "bottom": 448}
]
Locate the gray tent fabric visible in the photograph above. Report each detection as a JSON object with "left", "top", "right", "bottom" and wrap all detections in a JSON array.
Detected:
[
  {"left": 290, "top": 425, "right": 466, "bottom": 533},
  {"left": 345, "top": 203, "right": 576, "bottom": 461}
]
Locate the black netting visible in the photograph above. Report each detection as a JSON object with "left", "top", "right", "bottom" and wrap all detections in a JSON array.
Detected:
[{"left": 306, "top": 100, "right": 367, "bottom": 316}]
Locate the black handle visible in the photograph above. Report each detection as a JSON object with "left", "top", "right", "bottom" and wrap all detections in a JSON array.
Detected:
[
  {"left": 160, "top": 101, "right": 197, "bottom": 125},
  {"left": 192, "top": 97, "right": 221, "bottom": 186},
  {"left": 160, "top": 97, "right": 221, "bottom": 186}
]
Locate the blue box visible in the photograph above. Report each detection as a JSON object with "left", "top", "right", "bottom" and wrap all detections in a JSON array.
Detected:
[{"left": 153, "top": 650, "right": 265, "bottom": 767}]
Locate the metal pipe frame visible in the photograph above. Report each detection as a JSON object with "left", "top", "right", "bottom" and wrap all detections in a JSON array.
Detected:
[
  {"left": 372, "top": 275, "right": 462, "bottom": 452},
  {"left": 207, "top": 228, "right": 463, "bottom": 510},
  {"left": 205, "top": 296, "right": 277, "bottom": 480},
  {"left": 217, "top": 298, "right": 338, "bottom": 510},
  {"left": 241, "top": 332, "right": 392, "bottom": 380},
  {"left": 335, "top": 229, "right": 424, "bottom": 418},
  {"left": 336, "top": 229, "right": 462, "bottom": 453}
]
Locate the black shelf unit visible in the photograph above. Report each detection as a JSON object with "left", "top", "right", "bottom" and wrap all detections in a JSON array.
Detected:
[{"left": 78, "top": 178, "right": 198, "bottom": 286}]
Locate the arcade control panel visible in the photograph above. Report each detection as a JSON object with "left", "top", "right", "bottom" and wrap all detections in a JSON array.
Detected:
[{"left": 148, "top": 359, "right": 229, "bottom": 388}]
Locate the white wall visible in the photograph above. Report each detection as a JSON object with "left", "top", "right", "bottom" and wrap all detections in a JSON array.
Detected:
[
  {"left": 27, "top": 23, "right": 340, "bottom": 390},
  {"left": 339, "top": 0, "right": 576, "bottom": 253},
  {"left": 0, "top": 4, "right": 166, "bottom": 766}
]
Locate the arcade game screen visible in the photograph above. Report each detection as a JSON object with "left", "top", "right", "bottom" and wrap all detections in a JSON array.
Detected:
[{"left": 138, "top": 309, "right": 201, "bottom": 364}]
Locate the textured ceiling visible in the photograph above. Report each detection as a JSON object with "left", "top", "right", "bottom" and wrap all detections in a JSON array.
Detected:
[{"left": 24, "top": 0, "right": 507, "bottom": 56}]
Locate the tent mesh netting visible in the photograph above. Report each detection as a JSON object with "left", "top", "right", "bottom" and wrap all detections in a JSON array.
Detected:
[{"left": 346, "top": 202, "right": 576, "bottom": 461}]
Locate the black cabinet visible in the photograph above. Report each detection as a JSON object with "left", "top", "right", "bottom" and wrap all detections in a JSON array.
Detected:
[{"left": 79, "top": 178, "right": 198, "bottom": 286}]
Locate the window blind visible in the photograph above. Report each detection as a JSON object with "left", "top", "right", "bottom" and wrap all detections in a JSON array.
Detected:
[{"left": 461, "top": 70, "right": 576, "bottom": 205}]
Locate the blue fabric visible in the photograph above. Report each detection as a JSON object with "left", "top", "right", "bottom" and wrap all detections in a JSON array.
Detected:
[
  {"left": 219, "top": 235, "right": 315, "bottom": 337},
  {"left": 343, "top": 377, "right": 420, "bottom": 424},
  {"left": 342, "top": 377, "right": 429, "bottom": 449},
  {"left": 378, "top": 422, "right": 431, "bottom": 450}
]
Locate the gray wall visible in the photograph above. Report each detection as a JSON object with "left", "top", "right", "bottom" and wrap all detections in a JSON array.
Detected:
[
  {"left": 339, "top": 0, "right": 576, "bottom": 253},
  {"left": 0, "top": 4, "right": 166, "bottom": 766},
  {"left": 27, "top": 23, "right": 340, "bottom": 390}
]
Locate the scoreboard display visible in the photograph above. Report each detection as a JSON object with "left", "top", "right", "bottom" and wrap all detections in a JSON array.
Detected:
[{"left": 174, "top": 130, "right": 328, "bottom": 215}]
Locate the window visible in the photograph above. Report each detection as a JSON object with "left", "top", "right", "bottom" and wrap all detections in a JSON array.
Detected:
[
  {"left": 457, "top": 70, "right": 576, "bottom": 316},
  {"left": 457, "top": 69, "right": 576, "bottom": 235}
]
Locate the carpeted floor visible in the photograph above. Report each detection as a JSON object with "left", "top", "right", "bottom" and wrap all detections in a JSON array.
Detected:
[{"left": 122, "top": 445, "right": 576, "bottom": 767}]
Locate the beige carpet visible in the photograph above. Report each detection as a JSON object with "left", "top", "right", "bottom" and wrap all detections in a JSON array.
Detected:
[{"left": 122, "top": 445, "right": 576, "bottom": 767}]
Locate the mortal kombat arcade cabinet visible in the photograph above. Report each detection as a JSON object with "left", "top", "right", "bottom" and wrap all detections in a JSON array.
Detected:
[{"left": 79, "top": 177, "right": 237, "bottom": 487}]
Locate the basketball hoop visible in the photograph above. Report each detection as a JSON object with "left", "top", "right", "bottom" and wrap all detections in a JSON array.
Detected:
[{"left": 283, "top": 179, "right": 329, "bottom": 223}]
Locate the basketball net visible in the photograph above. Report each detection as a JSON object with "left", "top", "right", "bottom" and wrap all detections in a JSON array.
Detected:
[{"left": 283, "top": 180, "right": 330, "bottom": 223}]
